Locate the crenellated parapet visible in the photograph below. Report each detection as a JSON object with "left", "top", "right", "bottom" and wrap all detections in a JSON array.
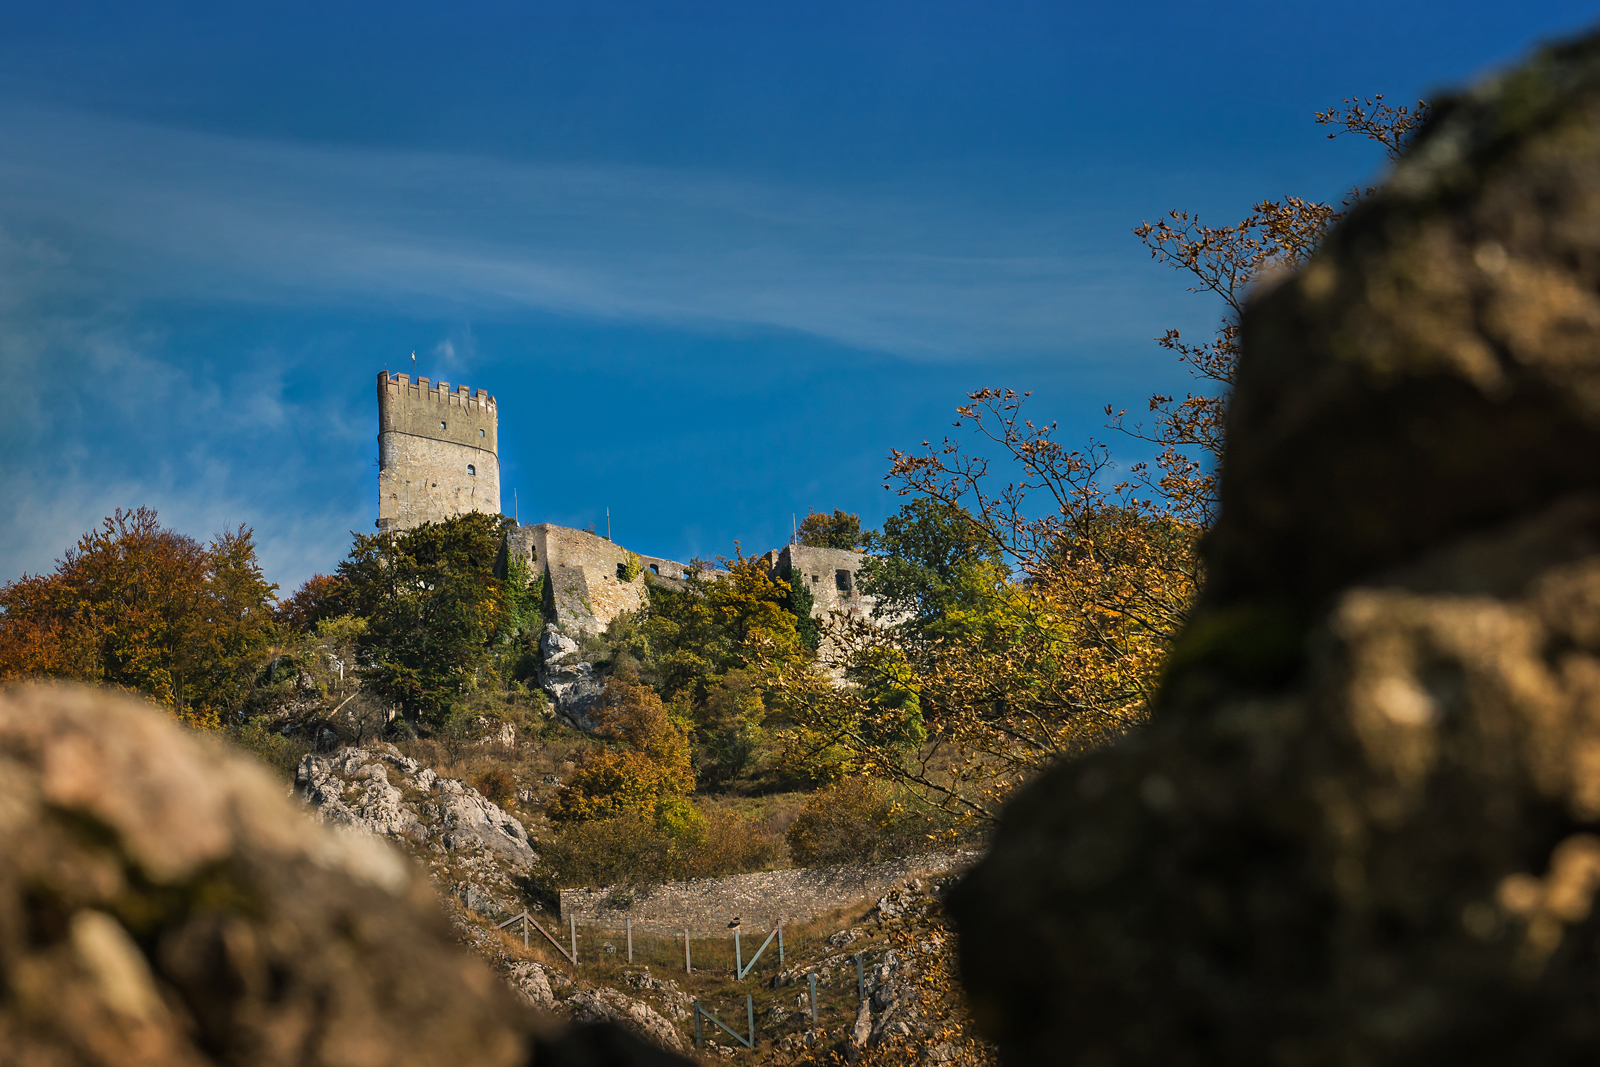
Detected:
[{"left": 378, "top": 372, "right": 496, "bottom": 416}]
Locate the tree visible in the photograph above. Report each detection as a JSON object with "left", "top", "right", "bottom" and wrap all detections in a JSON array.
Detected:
[
  {"left": 546, "top": 668, "right": 695, "bottom": 822},
  {"left": 782, "top": 98, "right": 1434, "bottom": 825},
  {"left": 858, "top": 498, "right": 1008, "bottom": 643},
  {"left": 0, "top": 508, "right": 279, "bottom": 726},
  {"left": 1117, "top": 94, "right": 1433, "bottom": 525},
  {"left": 275, "top": 573, "right": 350, "bottom": 633},
  {"left": 782, "top": 560, "right": 822, "bottom": 651},
  {"left": 642, "top": 553, "right": 806, "bottom": 707},
  {"left": 337, "top": 512, "right": 513, "bottom": 729},
  {"left": 796, "top": 508, "right": 864, "bottom": 550}
]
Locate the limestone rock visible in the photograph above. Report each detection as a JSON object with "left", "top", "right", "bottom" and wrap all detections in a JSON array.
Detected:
[
  {"left": 296, "top": 745, "right": 537, "bottom": 871},
  {"left": 618, "top": 969, "right": 693, "bottom": 1021},
  {"left": 508, "top": 961, "right": 556, "bottom": 1009},
  {"left": 0, "top": 683, "right": 527, "bottom": 1067},
  {"left": 0, "top": 683, "right": 696, "bottom": 1067},
  {"left": 538, "top": 625, "right": 606, "bottom": 732},
  {"left": 951, "top": 30, "right": 1600, "bottom": 1067},
  {"left": 564, "top": 987, "right": 685, "bottom": 1051},
  {"left": 849, "top": 998, "right": 873, "bottom": 1049}
]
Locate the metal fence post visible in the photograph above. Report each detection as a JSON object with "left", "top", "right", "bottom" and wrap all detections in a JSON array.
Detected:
[
  {"left": 684, "top": 929, "right": 691, "bottom": 975},
  {"left": 521, "top": 913, "right": 528, "bottom": 948},
  {"left": 809, "top": 971, "right": 818, "bottom": 1022},
  {"left": 694, "top": 1000, "right": 703, "bottom": 1049},
  {"left": 856, "top": 953, "right": 865, "bottom": 1004},
  {"left": 735, "top": 928, "right": 742, "bottom": 976},
  {"left": 747, "top": 994, "right": 756, "bottom": 1049},
  {"left": 778, "top": 919, "right": 784, "bottom": 964},
  {"left": 570, "top": 914, "right": 578, "bottom": 965},
  {"left": 626, "top": 917, "right": 632, "bottom": 962}
]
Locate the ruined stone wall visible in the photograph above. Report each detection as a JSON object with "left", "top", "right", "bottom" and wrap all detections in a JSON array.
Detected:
[
  {"left": 376, "top": 371, "right": 500, "bottom": 532},
  {"left": 773, "top": 544, "right": 878, "bottom": 622},
  {"left": 559, "top": 852, "right": 973, "bottom": 937},
  {"left": 504, "top": 523, "right": 694, "bottom": 635}
]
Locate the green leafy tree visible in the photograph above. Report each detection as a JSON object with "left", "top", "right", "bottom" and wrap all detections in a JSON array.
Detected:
[
  {"left": 781, "top": 559, "right": 822, "bottom": 651},
  {"left": 858, "top": 498, "right": 1009, "bottom": 643},
  {"left": 337, "top": 512, "right": 512, "bottom": 729},
  {"left": 642, "top": 554, "right": 806, "bottom": 706}
]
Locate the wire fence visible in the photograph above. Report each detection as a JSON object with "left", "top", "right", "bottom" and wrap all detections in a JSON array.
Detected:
[{"left": 501, "top": 910, "right": 876, "bottom": 1052}]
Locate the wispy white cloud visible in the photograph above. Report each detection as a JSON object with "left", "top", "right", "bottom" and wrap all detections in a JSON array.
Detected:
[
  {"left": 0, "top": 102, "right": 1201, "bottom": 591},
  {"left": 0, "top": 103, "right": 1176, "bottom": 361}
]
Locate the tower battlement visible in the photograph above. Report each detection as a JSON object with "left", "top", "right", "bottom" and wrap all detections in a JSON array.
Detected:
[
  {"left": 376, "top": 370, "right": 501, "bottom": 532},
  {"left": 379, "top": 372, "right": 497, "bottom": 415}
]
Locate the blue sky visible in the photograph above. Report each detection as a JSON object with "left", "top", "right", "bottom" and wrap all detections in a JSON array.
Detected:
[{"left": 0, "top": 1, "right": 1594, "bottom": 593}]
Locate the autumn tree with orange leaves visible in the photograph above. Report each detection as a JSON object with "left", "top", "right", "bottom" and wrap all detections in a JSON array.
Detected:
[{"left": 0, "top": 507, "right": 279, "bottom": 727}]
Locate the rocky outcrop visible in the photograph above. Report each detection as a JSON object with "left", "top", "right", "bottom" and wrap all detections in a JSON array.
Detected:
[
  {"left": 538, "top": 625, "right": 606, "bottom": 732},
  {"left": 0, "top": 683, "right": 517, "bottom": 1067},
  {"left": 952, "top": 30, "right": 1600, "bottom": 1067},
  {"left": 566, "top": 987, "right": 686, "bottom": 1052},
  {"left": 0, "top": 683, "right": 696, "bottom": 1067},
  {"left": 295, "top": 744, "right": 538, "bottom": 919}
]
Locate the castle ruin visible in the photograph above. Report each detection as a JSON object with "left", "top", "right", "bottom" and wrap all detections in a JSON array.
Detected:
[{"left": 376, "top": 369, "right": 879, "bottom": 641}]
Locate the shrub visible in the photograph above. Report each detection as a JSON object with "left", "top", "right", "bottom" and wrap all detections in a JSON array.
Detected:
[
  {"left": 473, "top": 767, "right": 516, "bottom": 805},
  {"left": 679, "top": 807, "right": 779, "bottom": 879},
  {"left": 785, "top": 777, "right": 898, "bottom": 867},
  {"left": 541, "top": 810, "right": 679, "bottom": 887},
  {"left": 546, "top": 669, "right": 694, "bottom": 821},
  {"left": 541, "top": 802, "right": 779, "bottom": 888},
  {"left": 229, "top": 718, "right": 312, "bottom": 783}
]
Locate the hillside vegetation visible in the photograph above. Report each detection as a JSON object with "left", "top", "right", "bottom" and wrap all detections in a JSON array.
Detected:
[{"left": 0, "top": 97, "right": 1426, "bottom": 1063}]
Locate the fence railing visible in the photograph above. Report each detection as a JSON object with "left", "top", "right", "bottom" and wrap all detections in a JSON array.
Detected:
[
  {"left": 694, "top": 996, "right": 756, "bottom": 1051},
  {"left": 495, "top": 910, "right": 577, "bottom": 966}
]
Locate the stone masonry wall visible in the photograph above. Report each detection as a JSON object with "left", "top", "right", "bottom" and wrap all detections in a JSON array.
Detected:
[
  {"left": 772, "top": 544, "right": 878, "bottom": 622},
  {"left": 376, "top": 371, "right": 501, "bottom": 532},
  {"left": 506, "top": 522, "right": 695, "bottom": 635},
  {"left": 558, "top": 852, "right": 974, "bottom": 937}
]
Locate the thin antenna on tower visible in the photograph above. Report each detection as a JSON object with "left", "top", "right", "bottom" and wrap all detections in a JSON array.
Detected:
[
  {"left": 792, "top": 513, "right": 797, "bottom": 546},
  {"left": 606, "top": 507, "right": 611, "bottom": 541},
  {"left": 514, "top": 489, "right": 519, "bottom": 525}
]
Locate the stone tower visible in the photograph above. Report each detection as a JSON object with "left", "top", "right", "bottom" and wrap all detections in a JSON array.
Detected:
[{"left": 376, "top": 371, "right": 500, "bottom": 532}]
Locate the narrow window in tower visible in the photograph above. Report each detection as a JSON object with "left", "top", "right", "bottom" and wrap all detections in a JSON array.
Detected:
[
  {"left": 467, "top": 464, "right": 476, "bottom": 476},
  {"left": 440, "top": 420, "right": 447, "bottom": 430},
  {"left": 479, "top": 429, "right": 485, "bottom": 437}
]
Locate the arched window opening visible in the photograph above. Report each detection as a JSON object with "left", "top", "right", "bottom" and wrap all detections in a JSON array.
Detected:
[
  {"left": 440, "top": 420, "right": 447, "bottom": 431},
  {"left": 467, "top": 464, "right": 476, "bottom": 476}
]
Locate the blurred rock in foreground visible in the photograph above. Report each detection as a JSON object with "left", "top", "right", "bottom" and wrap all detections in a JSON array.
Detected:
[
  {"left": 0, "top": 683, "right": 687, "bottom": 1067},
  {"left": 952, "top": 30, "right": 1600, "bottom": 1067}
]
